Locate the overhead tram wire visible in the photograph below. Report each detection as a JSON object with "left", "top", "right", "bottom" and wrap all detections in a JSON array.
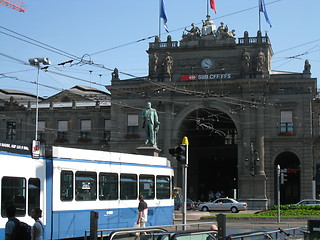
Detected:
[
  {"left": 0, "top": 26, "right": 79, "bottom": 60},
  {"left": 0, "top": 74, "right": 64, "bottom": 92}
]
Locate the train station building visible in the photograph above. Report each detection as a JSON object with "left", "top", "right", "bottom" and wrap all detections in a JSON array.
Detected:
[
  {"left": 106, "top": 17, "right": 318, "bottom": 209},
  {"left": 1, "top": 17, "right": 320, "bottom": 209}
]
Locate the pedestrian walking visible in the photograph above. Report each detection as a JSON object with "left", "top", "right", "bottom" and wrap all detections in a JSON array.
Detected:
[{"left": 134, "top": 194, "right": 148, "bottom": 240}]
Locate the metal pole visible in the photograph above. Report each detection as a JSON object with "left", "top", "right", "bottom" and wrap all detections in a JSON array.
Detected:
[
  {"left": 181, "top": 136, "right": 189, "bottom": 231},
  {"left": 182, "top": 163, "right": 186, "bottom": 230},
  {"left": 277, "top": 164, "right": 280, "bottom": 223},
  {"left": 182, "top": 144, "right": 188, "bottom": 230},
  {"left": 158, "top": 0, "right": 161, "bottom": 40},
  {"left": 35, "top": 67, "right": 40, "bottom": 140}
]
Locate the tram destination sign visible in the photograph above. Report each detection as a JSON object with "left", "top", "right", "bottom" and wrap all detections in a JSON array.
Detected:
[
  {"left": 0, "top": 142, "right": 30, "bottom": 155},
  {"left": 180, "top": 74, "right": 232, "bottom": 81}
]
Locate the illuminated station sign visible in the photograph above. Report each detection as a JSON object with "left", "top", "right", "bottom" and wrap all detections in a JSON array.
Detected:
[{"left": 180, "top": 74, "right": 232, "bottom": 81}]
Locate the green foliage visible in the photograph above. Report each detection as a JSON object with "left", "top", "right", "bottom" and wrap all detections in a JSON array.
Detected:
[{"left": 254, "top": 204, "right": 320, "bottom": 217}]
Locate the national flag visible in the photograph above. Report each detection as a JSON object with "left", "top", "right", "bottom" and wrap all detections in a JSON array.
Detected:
[
  {"left": 259, "top": 0, "right": 272, "bottom": 27},
  {"left": 160, "top": 0, "right": 169, "bottom": 33},
  {"left": 210, "top": 0, "right": 216, "bottom": 14}
]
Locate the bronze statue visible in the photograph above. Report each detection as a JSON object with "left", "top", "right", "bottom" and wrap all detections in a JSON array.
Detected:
[{"left": 141, "top": 102, "right": 160, "bottom": 147}]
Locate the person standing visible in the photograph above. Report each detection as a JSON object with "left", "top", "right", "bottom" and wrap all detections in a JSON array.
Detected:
[
  {"left": 30, "top": 208, "right": 44, "bottom": 240},
  {"left": 5, "top": 205, "right": 17, "bottom": 240},
  {"left": 142, "top": 102, "right": 160, "bottom": 147}
]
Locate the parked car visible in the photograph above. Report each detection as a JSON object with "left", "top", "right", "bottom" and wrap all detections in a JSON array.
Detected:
[
  {"left": 174, "top": 197, "right": 194, "bottom": 210},
  {"left": 198, "top": 198, "right": 247, "bottom": 213},
  {"left": 295, "top": 199, "right": 320, "bottom": 206}
]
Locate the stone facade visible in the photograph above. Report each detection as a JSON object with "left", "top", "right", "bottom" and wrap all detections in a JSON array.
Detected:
[
  {"left": 1, "top": 20, "right": 319, "bottom": 210},
  {"left": 0, "top": 86, "right": 111, "bottom": 151},
  {"left": 106, "top": 25, "right": 317, "bottom": 209}
]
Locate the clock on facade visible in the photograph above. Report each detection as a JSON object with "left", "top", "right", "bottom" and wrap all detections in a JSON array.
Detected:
[{"left": 201, "top": 58, "right": 214, "bottom": 70}]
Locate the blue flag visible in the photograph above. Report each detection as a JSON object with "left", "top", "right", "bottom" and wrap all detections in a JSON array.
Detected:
[
  {"left": 259, "top": 0, "right": 272, "bottom": 28},
  {"left": 160, "top": 0, "right": 169, "bottom": 33}
]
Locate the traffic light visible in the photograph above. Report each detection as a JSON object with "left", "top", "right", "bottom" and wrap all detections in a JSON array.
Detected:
[
  {"left": 280, "top": 168, "right": 288, "bottom": 184},
  {"left": 169, "top": 144, "right": 187, "bottom": 164}
]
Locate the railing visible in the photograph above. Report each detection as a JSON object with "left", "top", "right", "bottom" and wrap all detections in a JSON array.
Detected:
[
  {"left": 84, "top": 222, "right": 218, "bottom": 240},
  {"left": 227, "top": 227, "right": 306, "bottom": 240},
  {"left": 238, "top": 37, "right": 269, "bottom": 45},
  {"left": 149, "top": 41, "right": 179, "bottom": 49},
  {"left": 85, "top": 223, "right": 307, "bottom": 240}
]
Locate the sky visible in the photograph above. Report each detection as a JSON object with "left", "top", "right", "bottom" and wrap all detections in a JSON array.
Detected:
[{"left": 1, "top": 0, "right": 320, "bottom": 98}]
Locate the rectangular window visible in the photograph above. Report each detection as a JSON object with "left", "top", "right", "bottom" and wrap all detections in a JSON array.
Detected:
[
  {"left": 99, "top": 173, "right": 118, "bottom": 200},
  {"left": 1, "top": 177, "right": 26, "bottom": 217},
  {"left": 6, "top": 121, "right": 16, "bottom": 140},
  {"left": 28, "top": 178, "right": 40, "bottom": 215},
  {"left": 280, "top": 110, "right": 294, "bottom": 132},
  {"left": 80, "top": 120, "right": 91, "bottom": 139},
  {"left": 58, "top": 120, "right": 68, "bottom": 139},
  {"left": 127, "top": 114, "right": 139, "bottom": 135},
  {"left": 156, "top": 176, "right": 170, "bottom": 199},
  {"left": 104, "top": 119, "right": 111, "bottom": 141},
  {"left": 60, "top": 171, "right": 73, "bottom": 201},
  {"left": 75, "top": 171, "right": 97, "bottom": 201},
  {"left": 120, "top": 174, "right": 137, "bottom": 200},
  {"left": 139, "top": 175, "right": 155, "bottom": 200}
]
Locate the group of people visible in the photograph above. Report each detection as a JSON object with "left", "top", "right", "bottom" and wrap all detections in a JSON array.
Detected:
[
  {"left": 5, "top": 205, "right": 43, "bottom": 240},
  {"left": 208, "top": 190, "right": 225, "bottom": 201}
]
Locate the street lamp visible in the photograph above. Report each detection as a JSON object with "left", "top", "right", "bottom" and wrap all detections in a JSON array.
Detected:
[{"left": 29, "top": 58, "right": 51, "bottom": 158}]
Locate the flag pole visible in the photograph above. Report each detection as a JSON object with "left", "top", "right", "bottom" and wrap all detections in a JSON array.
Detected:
[
  {"left": 207, "top": 0, "right": 209, "bottom": 16},
  {"left": 258, "top": 0, "right": 261, "bottom": 32},
  {"left": 159, "top": 0, "right": 161, "bottom": 40}
]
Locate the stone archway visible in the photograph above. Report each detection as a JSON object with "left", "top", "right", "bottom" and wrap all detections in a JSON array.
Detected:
[
  {"left": 177, "top": 107, "right": 238, "bottom": 201},
  {"left": 274, "top": 151, "right": 300, "bottom": 204}
]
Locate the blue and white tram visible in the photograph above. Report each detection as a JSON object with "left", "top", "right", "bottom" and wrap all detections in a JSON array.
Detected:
[{"left": 0, "top": 145, "right": 174, "bottom": 239}]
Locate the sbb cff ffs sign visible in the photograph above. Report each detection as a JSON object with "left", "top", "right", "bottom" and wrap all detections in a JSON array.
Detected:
[{"left": 180, "top": 74, "right": 232, "bottom": 81}]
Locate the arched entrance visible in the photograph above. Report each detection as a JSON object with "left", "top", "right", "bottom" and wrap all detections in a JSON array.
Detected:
[
  {"left": 274, "top": 152, "right": 300, "bottom": 204},
  {"left": 178, "top": 108, "right": 238, "bottom": 202}
]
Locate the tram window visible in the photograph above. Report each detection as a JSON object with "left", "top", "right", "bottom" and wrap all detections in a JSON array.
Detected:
[
  {"left": 75, "top": 171, "right": 97, "bottom": 201},
  {"left": 120, "top": 174, "right": 137, "bottom": 200},
  {"left": 28, "top": 178, "right": 40, "bottom": 215},
  {"left": 156, "top": 176, "right": 170, "bottom": 199},
  {"left": 1, "top": 177, "right": 26, "bottom": 217},
  {"left": 139, "top": 175, "right": 155, "bottom": 200},
  {"left": 99, "top": 173, "right": 118, "bottom": 200},
  {"left": 61, "top": 171, "right": 73, "bottom": 201}
]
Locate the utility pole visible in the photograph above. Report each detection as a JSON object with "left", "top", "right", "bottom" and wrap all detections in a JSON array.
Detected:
[{"left": 277, "top": 164, "right": 281, "bottom": 223}]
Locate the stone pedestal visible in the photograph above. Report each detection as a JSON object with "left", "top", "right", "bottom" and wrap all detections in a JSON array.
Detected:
[{"left": 136, "top": 146, "right": 161, "bottom": 157}]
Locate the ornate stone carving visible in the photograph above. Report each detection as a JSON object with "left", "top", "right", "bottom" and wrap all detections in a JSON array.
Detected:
[
  {"left": 183, "top": 23, "right": 201, "bottom": 40},
  {"left": 111, "top": 68, "right": 119, "bottom": 80},
  {"left": 151, "top": 53, "right": 158, "bottom": 75},
  {"left": 241, "top": 49, "right": 251, "bottom": 73},
  {"left": 201, "top": 15, "right": 216, "bottom": 36},
  {"left": 303, "top": 59, "right": 311, "bottom": 74},
  {"left": 163, "top": 52, "right": 173, "bottom": 76},
  {"left": 256, "top": 48, "right": 265, "bottom": 72},
  {"left": 216, "top": 22, "right": 235, "bottom": 40}
]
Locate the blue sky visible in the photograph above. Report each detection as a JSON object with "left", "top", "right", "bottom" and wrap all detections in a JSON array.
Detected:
[{"left": 1, "top": 0, "right": 320, "bottom": 98}]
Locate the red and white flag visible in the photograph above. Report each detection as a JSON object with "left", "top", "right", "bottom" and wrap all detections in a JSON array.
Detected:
[{"left": 210, "top": 0, "right": 216, "bottom": 13}]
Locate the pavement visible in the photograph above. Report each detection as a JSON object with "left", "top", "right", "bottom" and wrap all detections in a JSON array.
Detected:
[
  {"left": 174, "top": 210, "right": 258, "bottom": 221},
  {"left": 174, "top": 210, "right": 309, "bottom": 229}
]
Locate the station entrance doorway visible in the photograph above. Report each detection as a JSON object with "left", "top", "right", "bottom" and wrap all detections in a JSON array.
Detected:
[
  {"left": 274, "top": 151, "right": 300, "bottom": 204},
  {"left": 178, "top": 108, "right": 238, "bottom": 202}
]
